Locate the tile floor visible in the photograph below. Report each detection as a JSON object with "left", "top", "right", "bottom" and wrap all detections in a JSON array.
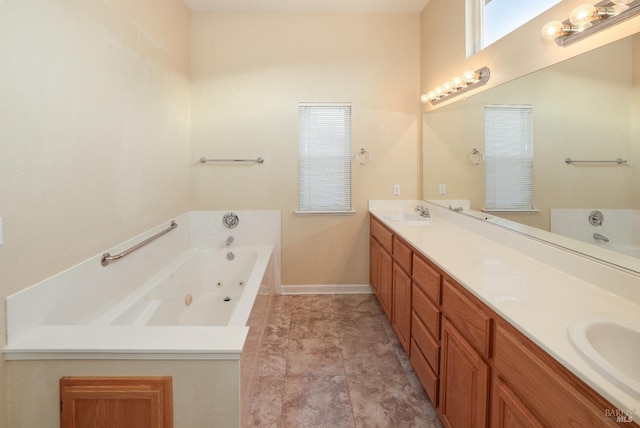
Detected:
[{"left": 247, "top": 294, "right": 444, "bottom": 427}]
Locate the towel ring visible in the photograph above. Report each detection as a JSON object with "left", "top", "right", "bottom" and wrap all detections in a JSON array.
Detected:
[
  {"left": 468, "top": 148, "right": 484, "bottom": 165},
  {"left": 353, "top": 148, "right": 372, "bottom": 165}
]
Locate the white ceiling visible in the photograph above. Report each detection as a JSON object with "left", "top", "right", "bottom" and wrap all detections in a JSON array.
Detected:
[{"left": 182, "top": 0, "right": 430, "bottom": 14}]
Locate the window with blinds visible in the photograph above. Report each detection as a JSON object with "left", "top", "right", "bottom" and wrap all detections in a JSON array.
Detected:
[
  {"left": 297, "top": 103, "right": 353, "bottom": 214},
  {"left": 484, "top": 104, "right": 534, "bottom": 211}
]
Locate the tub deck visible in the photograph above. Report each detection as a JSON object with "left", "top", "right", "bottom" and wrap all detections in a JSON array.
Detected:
[
  {"left": 3, "top": 325, "right": 249, "bottom": 360},
  {"left": 4, "top": 245, "right": 275, "bottom": 360}
]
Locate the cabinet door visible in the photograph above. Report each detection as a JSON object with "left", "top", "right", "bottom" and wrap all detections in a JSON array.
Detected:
[
  {"left": 378, "top": 246, "right": 393, "bottom": 321},
  {"left": 439, "top": 319, "right": 489, "bottom": 428},
  {"left": 370, "top": 239, "right": 380, "bottom": 294},
  {"left": 392, "top": 262, "right": 411, "bottom": 353},
  {"left": 491, "top": 376, "right": 545, "bottom": 428},
  {"left": 494, "top": 324, "right": 621, "bottom": 428},
  {"left": 370, "top": 237, "right": 392, "bottom": 320},
  {"left": 60, "top": 377, "right": 172, "bottom": 428}
]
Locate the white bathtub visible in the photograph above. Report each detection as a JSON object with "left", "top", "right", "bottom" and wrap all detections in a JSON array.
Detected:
[
  {"left": 4, "top": 210, "right": 281, "bottom": 359},
  {"left": 4, "top": 210, "right": 281, "bottom": 427},
  {"left": 600, "top": 242, "right": 640, "bottom": 259},
  {"left": 551, "top": 208, "right": 640, "bottom": 261},
  {"left": 96, "top": 247, "right": 272, "bottom": 328}
]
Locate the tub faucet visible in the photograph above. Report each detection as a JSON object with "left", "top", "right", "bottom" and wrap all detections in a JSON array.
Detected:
[
  {"left": 415, "top": 206, "right": 430, "bottom": 218},
  {"left": 226, "top": 236, "right": 234, "bottom": 246},
  {"left": 593, "top": 233, "right": 609, "bottom": 243}
]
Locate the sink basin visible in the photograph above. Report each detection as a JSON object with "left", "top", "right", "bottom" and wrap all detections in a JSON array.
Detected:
[
  {"left": 568, "top": 318, "right": 640, "bottom": 397},
  {"left": 383, "top": 212, "right": 432, "bottom": 225}
]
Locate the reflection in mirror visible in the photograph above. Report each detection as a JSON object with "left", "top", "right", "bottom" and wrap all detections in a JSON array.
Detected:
[{"left": 423, "top": 33, "right": 640, "bottom": 274}]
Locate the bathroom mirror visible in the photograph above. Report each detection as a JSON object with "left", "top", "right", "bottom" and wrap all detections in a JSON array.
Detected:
[{"left": 423, "top": 32, "right": 640, "bottom": 274}]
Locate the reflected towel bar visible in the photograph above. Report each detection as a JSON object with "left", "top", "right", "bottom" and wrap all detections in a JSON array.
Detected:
[
  {"left": 200, "top": 157, "right": 264, "bottom": 164},
  {"left": 101, "top": 221, "right": 178, "bottom": 267},
  {"left": 564, "top": 157, "right": 627, "bottom": 165}
]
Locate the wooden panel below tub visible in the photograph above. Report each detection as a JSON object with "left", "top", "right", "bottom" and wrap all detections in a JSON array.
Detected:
[{"left": 60, "top": 376, "right": 173, "bottom": 428}]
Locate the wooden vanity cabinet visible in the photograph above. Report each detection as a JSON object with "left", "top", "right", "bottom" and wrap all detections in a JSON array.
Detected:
[
  {"left": 369, "top": 214, "right": 637, "bottom": 428},
  {"left": 412, "top": 255, "right": 441, "bottom": 305},
  {"left": 439, "top": 279, "right": 491, "bottom": 428},
  {"left": 370, "top": 216, "right": 393, "bottom": 320},
  {"left": 491, "top": 376, "right": 545, "bottom": 428},
  {"left": 492, "top": 321, "right": 632, "bottom": 428},
  {"left": 410, "top": 253, "right": 442, "bottom": 406},
  {"left": 370, "top": 215, "right": 414, "bottom": 334},
  {"left": 441, "top": 279, "right": 491, "bottom": 358},
  {"left": 392, "top": 261, "right": 412, "bottom": 353},
  {"left": 440, "top": 318, "right": 490, "bottom": 428},
  {"left": 392, "top": 236, "right": 413, "bottom": 353}
]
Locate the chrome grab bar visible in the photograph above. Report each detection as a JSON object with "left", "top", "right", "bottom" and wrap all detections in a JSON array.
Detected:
[
  {"left": 564, "top": 157, "right": 627, "bottom": 165},
  {"left": 101, "top": 220, "right": 178, "bottom": 267},
  {"left": 200, "top": 157, "right": 264, "bottom": 164}
]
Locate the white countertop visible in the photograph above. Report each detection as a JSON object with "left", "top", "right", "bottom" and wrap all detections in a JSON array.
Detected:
[{"left": 370, "top": 200, "right": 640, "bottom": 414}]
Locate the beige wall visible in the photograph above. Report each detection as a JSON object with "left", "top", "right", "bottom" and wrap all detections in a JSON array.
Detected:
[
  {"left": 0, "top": 1, "right": 191, "bottom": 425},
  {"left": 189, "top": 12, "right": 421, "bottom": 286}
]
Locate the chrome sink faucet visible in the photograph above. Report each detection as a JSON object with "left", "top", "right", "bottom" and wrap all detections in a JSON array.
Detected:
[
  {"left": 448, "top": 205, "right": 463, "bottom": 212},
  {"left": 415, "top": 206, "right": 430, "bottom": 218},
  {"left": 593, "top": 233, "right": 609, "bottom": 243}
]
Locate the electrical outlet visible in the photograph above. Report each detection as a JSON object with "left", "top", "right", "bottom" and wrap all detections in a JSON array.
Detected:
[
  {"left": 439, "top": 184, "right": 446, "bottom": 195},
  {"left": 393, "top": 184, "right": 401, "bottom": 196}
]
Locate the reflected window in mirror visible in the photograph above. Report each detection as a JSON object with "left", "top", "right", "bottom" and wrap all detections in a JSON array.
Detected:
[
  {"left": 470, "top": 0, "right": 561, "bottom": 54},
  {"left": 484, "top": 104, "right": 534, "bottom": 211}
]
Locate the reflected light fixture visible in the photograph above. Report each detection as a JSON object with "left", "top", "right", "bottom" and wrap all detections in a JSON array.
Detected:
[
  {"left": 421, "top": 67, "right": 490, "bottom": 105},
  {"left": 541, "top": 0, "right": 640, "bottom": 47}
]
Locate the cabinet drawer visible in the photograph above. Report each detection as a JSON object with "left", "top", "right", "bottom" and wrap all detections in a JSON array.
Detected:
[
  {"left": 410, "top": 338, "right": 438, "bottom": 407},
  {"left": 494, "top": 325, "right": 615, "bottom": 428},
  {"left": 371, "top": 215, "right": 393, "bottom": 253},
  {"left": 411, "top": 312, "right": 440, "bottom": 375},
  {"left": 393, "top": 236, "right": 412, "bottom": 274},
  {"left": 412, "top": 283, "right": 440, "bottom": 340},
  {"left": 412, "top": 254, "right": 441, "bottom": 305},
  {"left": 442, "top": 279, "right": 491, "bottom": 358}
]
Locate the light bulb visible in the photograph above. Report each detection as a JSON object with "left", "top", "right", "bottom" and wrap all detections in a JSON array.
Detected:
[
  {"left": 435, "top": 86, "right": 444, "bottom": 96},
  {"left": 443, "top": 82, "right": 454, "bottom": 93},
  {"left": 420, "top": 94, "right": 430, "bottom": 103},
  {"left": 452, "top": 76, "right": 464, "bottom": 89},
  {"left": 462, "top": 70, "right": 478, "bottom": 84},
  {"left": 570, "top": 4, "right": 598, "bottom": 27},
  {"left": 541, "top": 21, "right": 565, "bottom": 40},
  {"left": 426, "top": 91, "right": 437, "bottom": 101}
]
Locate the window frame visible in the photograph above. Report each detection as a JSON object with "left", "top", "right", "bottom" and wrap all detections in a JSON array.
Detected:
[
  {"left": 468, "top": 0, "right": 561, "bottom": 55},
  {"left": 483, "top": 104, "right": 537, "bottom": 213},
  {"left": 296, "top": 102, "right": 354, "bottom": 216}
]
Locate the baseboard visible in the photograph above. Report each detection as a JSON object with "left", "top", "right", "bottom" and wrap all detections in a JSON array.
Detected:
[{"left": 279, "top": 284, "right": 373, "bottom": 295}]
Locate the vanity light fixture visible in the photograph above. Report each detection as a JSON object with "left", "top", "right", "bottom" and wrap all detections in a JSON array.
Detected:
[
  {"left": 421, "top": 67, "right": 491, "bottom": 105},
  {"left": 541, "top": 0, "right": 640, "bottom": 47}
]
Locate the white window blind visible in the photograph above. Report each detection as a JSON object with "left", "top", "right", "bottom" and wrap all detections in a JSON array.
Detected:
[
  {"left": 298, "top": 103, "right": 352, "bottom": 213},
  {"left": 484, "top": 104, "right": 534, "bottom": 211}
]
